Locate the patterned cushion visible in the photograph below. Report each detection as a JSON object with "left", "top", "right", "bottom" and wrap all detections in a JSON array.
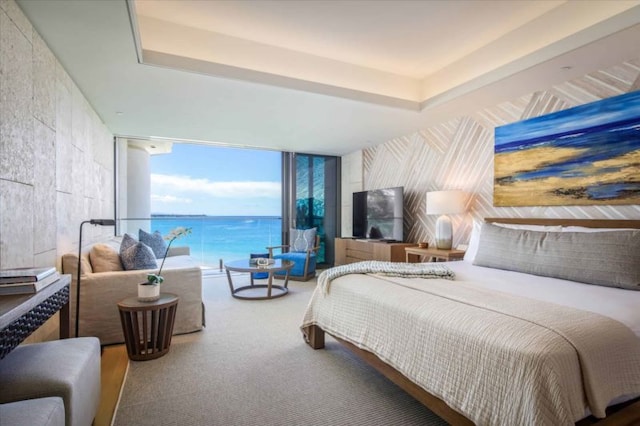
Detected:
[
  {"left": 473, "top": 223, "right": 640, "bottom": 290},
  {"left": 290, "top": 228, "right": 317, "bottom": 252},
  {"left": 139, "top": 229, "right": 167, "bottom": 258},
  {"left": 120, "top": 242, "right": 158, "bottom": 271},
  {"left": 120, "top": 233, "right": 137, "bottom": 252}
]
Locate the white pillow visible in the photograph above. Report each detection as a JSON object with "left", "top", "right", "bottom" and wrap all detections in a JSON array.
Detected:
[
  {"left": 561, "top": 226, "right": 636, "bottom": 233},
  {"left": 463, "top": 220, "right": 482, "bottom": 262},
  {"left": 464, "top": 221, "right": 563, "bottom": 263},
  {"left": 492, "top": 223, "right": 563, "bottom": 232}
]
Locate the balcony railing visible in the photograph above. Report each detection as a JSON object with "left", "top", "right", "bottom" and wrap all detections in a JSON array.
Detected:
[{"left": 117, "top": 216, "right": 283, "bottom": 271}]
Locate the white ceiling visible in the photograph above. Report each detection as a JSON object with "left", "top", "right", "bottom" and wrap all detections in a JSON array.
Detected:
[{"left": 17, "top": 0, "right": 640, "bottom": 155}]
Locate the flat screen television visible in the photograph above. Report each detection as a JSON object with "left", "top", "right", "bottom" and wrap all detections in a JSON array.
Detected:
[{"left": 352, "top": 186, "right": 404, "bottom": 242}]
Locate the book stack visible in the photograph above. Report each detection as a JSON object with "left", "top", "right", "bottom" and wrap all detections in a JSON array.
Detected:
[{"left": 0, "top": 267, "right": 60, "bottom": 295}]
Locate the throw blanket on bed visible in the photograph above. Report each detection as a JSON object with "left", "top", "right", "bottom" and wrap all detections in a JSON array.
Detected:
[
  {"left": 318, "top": 261, "right": 455, "bottom": 294},
  {"left": 302, "top": 274, "right": 640, "bottom": 425}
]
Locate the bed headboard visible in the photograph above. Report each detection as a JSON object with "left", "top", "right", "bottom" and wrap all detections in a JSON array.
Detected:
[{"left": 484, "top": 217, "right": 640, "bottom": 229}]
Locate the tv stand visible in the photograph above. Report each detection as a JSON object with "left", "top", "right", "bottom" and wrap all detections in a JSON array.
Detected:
[{"left": 335, "top": 238, "right": 415, "bottom": 266}]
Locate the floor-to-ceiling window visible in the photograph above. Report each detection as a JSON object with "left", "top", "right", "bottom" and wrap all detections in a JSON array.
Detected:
[
  {"left": 283, "top": 153, "right": 340, "bottom": 266},
  {"left": 116, "top": 140, "right": 340, "bottom": 268},
  {"left": 117, "top": 140, "right": 282, "bottom": 268}
]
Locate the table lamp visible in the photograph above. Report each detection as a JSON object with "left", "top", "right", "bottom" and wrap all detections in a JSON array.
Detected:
[
  {"left": 426, "top": 190, "right": 468, "bottom": 250},
  {"left": 76, "top": 219, "right": 116, "bottom": 337}
]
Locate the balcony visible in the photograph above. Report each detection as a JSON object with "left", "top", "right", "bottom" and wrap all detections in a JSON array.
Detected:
[{"left": 118, "top": 216, "right": 283, "bottom": 273}]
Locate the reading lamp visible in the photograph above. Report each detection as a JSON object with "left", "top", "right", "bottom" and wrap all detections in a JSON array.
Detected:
[
  {"left": 426, "top": 190, "right": 468, "bottom": 250},
  {"left": 76, "top": 219, "right": 116, "bottom": 337}
]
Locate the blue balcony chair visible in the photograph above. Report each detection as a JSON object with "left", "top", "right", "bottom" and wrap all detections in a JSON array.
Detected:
[{"left": 267, "top": 228, "right": 320, "bottom": 281}]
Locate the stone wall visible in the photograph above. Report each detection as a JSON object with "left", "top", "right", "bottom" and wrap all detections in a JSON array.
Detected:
[{"left": 0, "top": 0, "right": 114, "bottom": 270}]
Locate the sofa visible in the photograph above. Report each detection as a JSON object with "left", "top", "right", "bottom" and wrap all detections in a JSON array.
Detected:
[{"left": 61, "top": 237, "right": 204, "bottom": 345}]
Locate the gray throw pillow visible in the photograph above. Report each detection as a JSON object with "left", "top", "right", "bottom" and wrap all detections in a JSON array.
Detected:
[
  {"left": 139, "top": 229, "right": 167, "bottom": 258},
  {"left": 120, "top": 233, "right": 137, "bottom": 253},
  {"left": 120, "top": 242, "right": 158, "bottom": 271},
  {"left": 473, "top": 223, "right": 640, "bottom": 290},
  {"left": 291, "top": 228, "right": 317, "bottom": 252}
]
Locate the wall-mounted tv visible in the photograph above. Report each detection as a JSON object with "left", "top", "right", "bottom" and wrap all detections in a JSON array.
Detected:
[{"left": 352, "top": 186, "right": 404, "bottom": 242}]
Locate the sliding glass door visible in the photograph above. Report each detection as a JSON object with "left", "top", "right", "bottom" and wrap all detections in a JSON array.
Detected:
[{"left": 282, "top": 153, "right": 340, "bottom": 266}]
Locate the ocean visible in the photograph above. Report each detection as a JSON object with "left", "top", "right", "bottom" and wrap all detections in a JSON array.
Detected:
[{"left": 150, "top": 216, "right": 283, "bottom": 267}]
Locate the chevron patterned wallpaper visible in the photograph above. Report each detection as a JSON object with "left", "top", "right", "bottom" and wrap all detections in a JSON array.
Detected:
[{"left": 363, "top": 58, "right": 640, "bottom": 248}]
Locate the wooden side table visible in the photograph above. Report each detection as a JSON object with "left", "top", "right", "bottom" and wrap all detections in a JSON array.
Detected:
[
  {"left": 117, "top": 293, "right": 178, "bottom": 361},
  {"left": 405, "top": 247, "right": 465, "bottom": 263}
]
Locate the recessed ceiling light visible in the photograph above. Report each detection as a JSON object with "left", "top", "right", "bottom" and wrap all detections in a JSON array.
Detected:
[
  {"left": 561, "top": 66, "right": 573, "bottom": 71},
  {"left": 116, "top": 111, "right": 124, "bottom": 116}
]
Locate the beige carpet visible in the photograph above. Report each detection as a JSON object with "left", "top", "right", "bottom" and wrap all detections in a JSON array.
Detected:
[{"left": 114, "top": 273, "right": 447, "bottom": 426}]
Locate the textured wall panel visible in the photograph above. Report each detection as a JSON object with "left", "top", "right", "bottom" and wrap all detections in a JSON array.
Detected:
[
  {"left": 0, "top": 0, "right": 114, "bottom": 268},
  {"left": 33, "top": 118, "right": 56, "bottom": 254},
  {"left": 0, "top": 8, "right": 34, "bottom": 185},
  {"left": 363, "top": 59, "right": 640, "bottom": 248}
]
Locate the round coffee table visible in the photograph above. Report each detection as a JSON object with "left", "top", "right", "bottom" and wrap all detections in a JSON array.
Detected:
[{"left": 224, "top": 259, "right": 294, "bottom": 300}]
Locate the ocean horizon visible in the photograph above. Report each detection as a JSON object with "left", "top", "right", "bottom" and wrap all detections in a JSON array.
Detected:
[{"left": 150, "top": 215, "right": 283, "bottom": 267}]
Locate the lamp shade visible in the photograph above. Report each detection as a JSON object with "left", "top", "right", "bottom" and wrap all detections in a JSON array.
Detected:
[{"left": 426, "top": 190, "right": 467, "bottom": 215}]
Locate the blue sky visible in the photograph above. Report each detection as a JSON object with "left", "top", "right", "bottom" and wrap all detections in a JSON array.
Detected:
[{"left": 150, "top": 144, "right": 281, "bottom": 216}]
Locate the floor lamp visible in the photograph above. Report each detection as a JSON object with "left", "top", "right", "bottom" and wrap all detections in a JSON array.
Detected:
[{"left": 76, "top": 219, "right": 116, "bottom": 337}]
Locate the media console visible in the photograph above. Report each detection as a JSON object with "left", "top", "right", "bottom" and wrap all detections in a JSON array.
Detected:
[{"left": 334, "top": 238, "right": 415, "bottom": 266}]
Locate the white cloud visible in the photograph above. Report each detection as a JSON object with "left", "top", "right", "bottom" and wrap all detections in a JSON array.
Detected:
[
  {"left": 151, "top": 194, "right": 193, "bottom": 204},
  {"left": 151, "top": 174, "right": 281, "bottom": 198}
]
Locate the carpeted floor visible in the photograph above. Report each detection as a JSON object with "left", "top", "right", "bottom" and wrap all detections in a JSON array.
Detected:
[{"left": 114, "top": 273, "right": 447, "bottom": 426}]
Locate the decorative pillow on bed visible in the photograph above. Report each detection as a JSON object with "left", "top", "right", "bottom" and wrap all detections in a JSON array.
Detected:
[
  {"left": 464, "top": 221, "right": 563, "bottom": 262},
  {"left": 473, "top": 223, "right": 640, "bottom": 290},
  {"left": 139, "top": 229, "right": 167, "bottom": 258}
]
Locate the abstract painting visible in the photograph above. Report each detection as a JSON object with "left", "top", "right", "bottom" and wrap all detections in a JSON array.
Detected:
[{"left": 494, "top": 90, "right": 640, "bottom": 206}]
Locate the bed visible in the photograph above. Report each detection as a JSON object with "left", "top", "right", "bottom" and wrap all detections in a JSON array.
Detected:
[{"left": 301, "top": 218, "right": 640, "bottom": 426}]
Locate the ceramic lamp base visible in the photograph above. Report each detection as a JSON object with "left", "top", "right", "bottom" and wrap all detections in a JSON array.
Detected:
[{"left": 435, "top": 214, "right": 453, "bottom": 250}]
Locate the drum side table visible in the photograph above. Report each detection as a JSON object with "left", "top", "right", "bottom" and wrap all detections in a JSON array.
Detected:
[{"left": 117, "top": 293, "right": 179, "bottom": 361}]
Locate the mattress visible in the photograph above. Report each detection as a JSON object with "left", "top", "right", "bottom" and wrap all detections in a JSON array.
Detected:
[{"left": 447, "top": 260, "right": 640, "bottom": 337}]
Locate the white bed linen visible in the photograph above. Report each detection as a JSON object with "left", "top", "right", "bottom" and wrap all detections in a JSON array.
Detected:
[
  {"left": 447, "top": 260, "right": 640, "bottom": 338},
  {"left": 303, "top": 270, "right": 640, "bottom": 424}
]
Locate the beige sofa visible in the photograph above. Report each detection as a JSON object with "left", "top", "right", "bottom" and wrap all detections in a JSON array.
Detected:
[{"left": 62, "top": 238, "right": 204, "bottom": 345}]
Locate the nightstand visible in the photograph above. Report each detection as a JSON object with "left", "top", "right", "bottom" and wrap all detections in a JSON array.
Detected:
[{"left": 405, "top": 246, "right": 465, "bottom": 263}]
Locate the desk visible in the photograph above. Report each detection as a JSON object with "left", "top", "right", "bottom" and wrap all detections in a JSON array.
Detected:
[
  {"left": 405, "top": 247, "right": 465, "bottom": 263},
  {"left": 0, "top": 275, "right": 71, "bottom": 359}
]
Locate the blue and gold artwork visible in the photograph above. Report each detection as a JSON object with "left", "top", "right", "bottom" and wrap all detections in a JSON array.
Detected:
[{"left": 494, "top": 91, "right": 640, "bottom": 206}]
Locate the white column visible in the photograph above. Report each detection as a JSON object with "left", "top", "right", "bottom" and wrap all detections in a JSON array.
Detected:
[
  {"left": 341, "top": 150, "right": 363, "bottom": 237},
  {"left": 127, "top": 146, "right": 151, "bottom": 233}
]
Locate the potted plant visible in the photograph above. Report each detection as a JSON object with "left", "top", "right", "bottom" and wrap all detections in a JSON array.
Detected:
[{"left": 138, "top": 226, "right": 192, "bottom": 302}]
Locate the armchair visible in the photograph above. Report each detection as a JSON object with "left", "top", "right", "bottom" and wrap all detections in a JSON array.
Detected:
[{"left": 267, "top": 228, "right": 320, "bottom": 281}]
